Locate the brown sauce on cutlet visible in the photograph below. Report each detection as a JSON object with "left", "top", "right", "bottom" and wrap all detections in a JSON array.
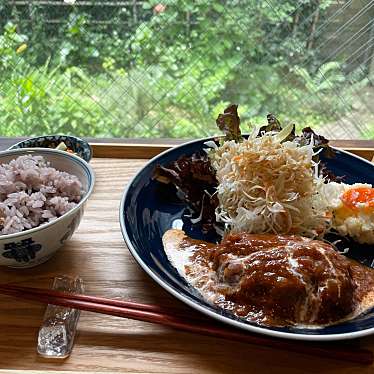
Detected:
[{"left": 178, "top": 233, "right": 374, "bottom": 327}]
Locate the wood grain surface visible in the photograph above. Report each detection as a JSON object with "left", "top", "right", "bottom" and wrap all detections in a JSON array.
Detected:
[
  {"left": 1, "top": 136, "right": 372, "bottom": 160},
  {"left": 90, "top": 140, "right": 374, "bottom": 160},
  {"left": 0, "top": 155, "right": 374, "bottom": 373}
]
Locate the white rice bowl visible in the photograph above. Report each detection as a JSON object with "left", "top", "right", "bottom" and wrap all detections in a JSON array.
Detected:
[
  {"left": 0, "top": 154, "right": 84, "bottom": 235},
  {"left": 0, "top": 148, "right": 94, "bottom": 268}
]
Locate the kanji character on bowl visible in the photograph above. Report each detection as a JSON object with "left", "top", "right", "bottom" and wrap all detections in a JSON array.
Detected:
[{"left": 0, "top": 148, "right": 94, "bottom": 268}]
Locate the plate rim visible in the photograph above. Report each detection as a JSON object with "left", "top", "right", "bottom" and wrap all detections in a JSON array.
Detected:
[{"left": 119, "top": 136, "right": 374, "bottom": 341}]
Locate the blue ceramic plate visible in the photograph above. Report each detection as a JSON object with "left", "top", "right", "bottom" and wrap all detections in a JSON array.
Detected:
[{"left": 120, "top": 137, "right": 374, "bottom": 341}]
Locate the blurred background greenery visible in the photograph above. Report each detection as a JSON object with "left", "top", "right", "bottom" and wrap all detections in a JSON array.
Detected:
[{"left": 0, "top": 0, "right": 374, "bottom": 139}]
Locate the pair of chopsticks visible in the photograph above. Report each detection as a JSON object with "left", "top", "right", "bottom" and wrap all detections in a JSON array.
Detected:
[{"left": 0, "top": 284, "right": 372, "bottom": 365}]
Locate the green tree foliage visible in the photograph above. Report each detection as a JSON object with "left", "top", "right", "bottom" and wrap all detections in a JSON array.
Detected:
[{"left": 0, "top": 0, "right": 372, "bottom": 138}]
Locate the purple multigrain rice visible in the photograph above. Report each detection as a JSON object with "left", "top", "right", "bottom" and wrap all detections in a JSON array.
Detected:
[{"left": 0, "top": 155, "right": 84, "bottom": 235}]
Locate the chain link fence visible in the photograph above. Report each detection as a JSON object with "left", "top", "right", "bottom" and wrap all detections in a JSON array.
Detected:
[{"left": 0, "top": 0, "right": 374, "bottom": 139}]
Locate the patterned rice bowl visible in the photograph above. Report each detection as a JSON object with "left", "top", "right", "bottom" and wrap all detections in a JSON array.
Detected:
[
  {"left": 8, "top": 135, "right": 93, "bottom": 163},
  {"left": 0, "top": 148, "right": 94, "bottom": 268}
]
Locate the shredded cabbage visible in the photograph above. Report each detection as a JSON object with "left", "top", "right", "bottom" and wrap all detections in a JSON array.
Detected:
[{"left": 209, "top": 132, "right": 330, "bottom": 237}]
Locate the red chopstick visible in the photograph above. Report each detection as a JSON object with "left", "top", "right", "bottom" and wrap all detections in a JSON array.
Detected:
[
  {"left": 0, "top": 284, "right": 372, "bottom": 365},
  {"left": 2, "top": 284, "right": 170, "bottom": 314},
  {"left": 0, "top": 284, "right": 208, "bottom": 324}
]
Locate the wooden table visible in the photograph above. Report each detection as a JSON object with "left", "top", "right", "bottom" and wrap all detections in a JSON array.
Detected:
[{"left": 0, "top": 139, "right": 374, "bottom": 374}]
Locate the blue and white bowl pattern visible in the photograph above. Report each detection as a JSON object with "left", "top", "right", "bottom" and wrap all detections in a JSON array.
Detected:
[
  {"left": 0, "top": 148, "right": 94, "bottom": 268},
  {"left": 9, "top": 135, "right": 93, "bottom": 163}
]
